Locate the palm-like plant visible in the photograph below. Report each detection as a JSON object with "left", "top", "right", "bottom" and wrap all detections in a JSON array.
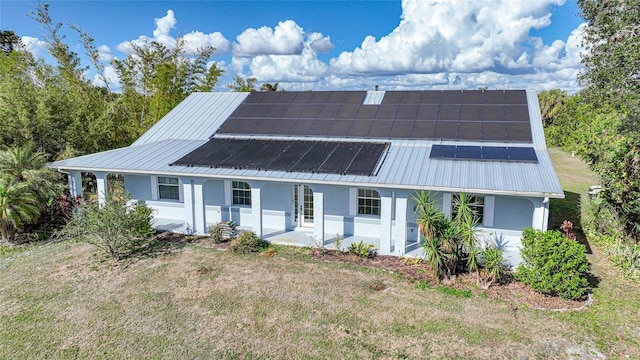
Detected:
[
  {"left": 0, "top": 179, "right": 40, "bottom": 242},
  {"left": 0, "top": 141, "right": 47, "bottom": 183},
  {"left": 411, "top": 190, "right": 443, "bottom": 243},
  {"left": 453, "top": 193, "right": 482, "bottom": 280}
]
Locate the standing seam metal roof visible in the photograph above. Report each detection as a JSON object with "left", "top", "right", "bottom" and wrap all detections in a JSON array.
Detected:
[{"left": 49, "top": 90, "right": 563, "bottom": 198}]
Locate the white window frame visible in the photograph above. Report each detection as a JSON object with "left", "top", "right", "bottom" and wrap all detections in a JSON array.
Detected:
[
  {"left": 231, "top": 181, "right": 252, "bottom": 206},
  {"left": 154, "top": 176, "right": 183, "bottom": 201},
  {"left": 357, "top": 188, "right": 381, "bottom": 217}
]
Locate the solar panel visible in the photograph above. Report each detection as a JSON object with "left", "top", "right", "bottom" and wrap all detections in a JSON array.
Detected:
[
  {"left": 440, "top": 91, "right": 461, "bottom": 104},
  {"left": 506, "top": 122, "right": 533, "bottom": 142},
  {"left": 319, "top": 104, "right": 341, "bottom": 119},
  {"left": 459, "top": 105, "right": 482, "bottom": 121},
  {"left": 429, "top": 145, "right": 538, "bottom": 163},
  {"left": 482, "top": 146, "right": 509, "bottom": 160},
  {"left": 508, "top": 147, "right": 537, "bottom": 161},
  {"left": 416, "top": 104, "right": 439, "bottom": 121},
  {"left": 375, "top": 104, "right": 398, "bottom": 119},
  {"left": 389, "top": 121, "right": 414, "bottom": 138},
  {"left": 429, "top": 145, "right": 455, "bottom": 158},
  {"left": 438, "top": 105, "right": 460, "bottom": 121},
  {"left": 381, "top": 91, "right": 402, "bottom": 104},
  {"left": 434, "top": 121, "right": 458, "bottom": 139},
  {"left": 504, "top": 90, "right": 528, "bottom": 104},
  {"left": 483, "top": 90, "right": 505, "bottom": 104},
  {"left": 355, "top": 105, "right": 378, "bottom": 119},
  {"left": 300, "top": 104, "right": 324, "bottom": 118},
  {"left": 307, "top": 120, "right": 333, "bottom": 136},
  {"left": 401, "top": 91, "right": 422, "bottom": 104},
  {"left": 482, "top": 122, "right": 507, "bottom": 141},
  {"left": 455, "top": 145, "right": 482, "bottom": 160},
  {"left": 336, "top": 104, "right": 360, "bottom": 119},
  {"left": 457, "top": 121, "right": 483, "bottom": 141},
  {"left": 327, "top": 120, "right": 353, "bottom": 136},
  {"left": 171, "top": 139, "right": 389, "bottom": 176},
  {"left": 482, "top": 105, "right": 504, "bottom": 121},
  {"left": 505, "top": 105, "right": 530, "bottom": 122},
  {"left": 395, "top": 105, "right": 418, "bottom": 120},
  {"left": 412, "top": 121, "right": 436, "bottom": 138},
  {"left": 461, "top": 90, "right": 484, "bottom": 104},
  {"left": 368, "top": 121, "right": 393, "bottom": 138},
  {"left": 216, "top": 90, "right": 533, "bottom": 142},
  {"left": 421, "top": 91, "right": 442, "bottom": 104}
]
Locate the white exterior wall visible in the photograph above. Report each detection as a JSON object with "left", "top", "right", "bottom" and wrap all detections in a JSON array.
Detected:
[{"left": 122, "top": 174, "right": 549, "bottom": 265}]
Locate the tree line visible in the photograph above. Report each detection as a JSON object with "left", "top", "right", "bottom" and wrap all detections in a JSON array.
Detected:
[{"left": 541, "top": 0, "right": 640, "bottom": 275}]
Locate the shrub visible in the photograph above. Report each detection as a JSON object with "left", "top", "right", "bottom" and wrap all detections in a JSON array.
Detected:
[
  {"left": 515, "top": 228, "right": 589, "bottom": 300},
  {"left": 348, "top": 240, "right": 377, "bottom": 258},
  {"left": 230, "top": 231, "right": 265, "bottom": 254},
  {"left": 208, "top": 223, "right": 224, "bottom": 243},
  {"left": 481, "top": 246, "right": 506, "bottom": 288},
  {"left": 58, "top": 195, "right": 155, "bottom": 262}
]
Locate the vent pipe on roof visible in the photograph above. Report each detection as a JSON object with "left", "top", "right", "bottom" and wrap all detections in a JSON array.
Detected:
[{"left": 374, "top": 85, "right": 379, "bottom": 91}]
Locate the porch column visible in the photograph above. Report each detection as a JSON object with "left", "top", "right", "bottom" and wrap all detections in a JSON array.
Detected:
[
  {"left": 380, "top": 192, "right": 392, "bottom": 255},
  {"left": 183, "top": 179, "right": 195, "bottom": 234},
  {"left": 313, "top": 190, "right": 325, "bottom": 243},
  {"left": 68, "top": 171, "right": 82, "bottom": 198},
  {"left": 442, "top": 193, "right": 452, "bottom": 218},
  {"left": 532, "top": 197, "right": 550, "bottom": 231},
  {"left": 394, "top": 196, "right": 408, "bottom": 256},
  {"left": 94, "top": 172, "right": 107, "bottom": 208},
  {"left": 251, "top": 187, "right": 263, "bottom": 238}
]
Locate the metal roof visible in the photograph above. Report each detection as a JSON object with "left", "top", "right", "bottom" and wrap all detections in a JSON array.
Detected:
[
  {"left": 133, "top": 92, "right": 249, "bottom": 146},
  {"left": 49, "top": 90, "right": 564, "bottom": 198}
]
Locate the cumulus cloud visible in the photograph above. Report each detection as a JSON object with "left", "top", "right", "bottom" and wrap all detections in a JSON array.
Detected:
[
  {"left": 322, "top": 0, "right": 585, "bottom": 92},
  {"left": 117, "top": 10, "right": 231, "bottom": 56},
  {"left": 21, "top": 36, "right": 48, "bottom": 58},
  {"left": 233, "top": 20, "right": 305, "bottom": 57}
]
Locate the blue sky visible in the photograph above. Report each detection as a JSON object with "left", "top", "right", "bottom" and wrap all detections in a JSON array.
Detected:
[{"left": 1, "top": 0, "right": 585, "bottom": 92}]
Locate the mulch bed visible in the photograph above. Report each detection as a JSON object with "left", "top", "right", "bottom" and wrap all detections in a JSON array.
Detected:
[
  {"left": 310, "top": 250, "right": 590, "bottom": 311},
  {"left": 153, "top": 232, "right": 590, "bottom": 311}
]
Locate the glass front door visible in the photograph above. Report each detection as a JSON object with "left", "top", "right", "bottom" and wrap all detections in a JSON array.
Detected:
[{"left": 293, "top": 185, "right": 313, "bottom": 227}]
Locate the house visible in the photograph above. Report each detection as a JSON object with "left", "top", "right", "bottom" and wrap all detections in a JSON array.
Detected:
[{"left": 49, "top": 90, "right": 564, "bottom": 265}]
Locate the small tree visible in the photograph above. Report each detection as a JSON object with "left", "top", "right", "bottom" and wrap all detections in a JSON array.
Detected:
[
  {"left": 515, "top": 228, "right": 589, "bottom": 300},
  {"left": 59, "top": 194, "right": 155, "bottom": 262},
  {"left": 0, "top": 179, "right": 40, "bottom": 242}
]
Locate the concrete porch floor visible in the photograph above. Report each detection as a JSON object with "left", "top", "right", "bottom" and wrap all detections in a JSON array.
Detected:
[{"left": 153, "top": 218, "right": 424, "bottom": 257}]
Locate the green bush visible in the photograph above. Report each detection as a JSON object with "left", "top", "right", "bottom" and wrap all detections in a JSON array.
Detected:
[
  {"left": 58, "top": 195, "right": 155, "bottom": 262},
  {"left": 515, "top": 228, "right": 589, "bottom": 300},
  {"left": 348, "top": 240, "right": 377, "bottom": 258},
  {"left": 230, "top": 231, "right": 265, "bottom": 254},
  {"left": 482, "top": 245, "right": 506, "bottom": 285}
]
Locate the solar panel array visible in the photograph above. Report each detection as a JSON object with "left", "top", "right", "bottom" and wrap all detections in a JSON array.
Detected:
[
  {"left": 171, "top": 138, "right": 390, "bottom": 176},
  {"left": 429, "top": 145, "right": 538, "bottom": 163},
  {"left": 216, "top": 90, "right": 532, "bottom": 142}
]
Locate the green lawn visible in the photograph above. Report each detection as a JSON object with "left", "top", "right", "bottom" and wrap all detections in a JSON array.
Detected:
[{"left": 0, "top": 149, "right": 638, "bottom": 359}]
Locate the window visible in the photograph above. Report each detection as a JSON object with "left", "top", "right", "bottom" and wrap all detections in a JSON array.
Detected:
[
  {"left": 451, "top": 194, "right": 484, "bottom": 223},
  {"left": 358, "top": 188, "right": 381, "bottom": 216},
  {"left": 232, "top": 181, "right": 251, "bottom": 205},
  {"left": 158, "top": 176, "right": 180, "bottom": 200}
]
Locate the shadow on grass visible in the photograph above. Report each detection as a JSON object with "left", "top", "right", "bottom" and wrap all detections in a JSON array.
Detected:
[
  {"left": 121, "top": 232, "right": 205, "bottom": 268},
  {"left": 549, "top": 190, "right": 595, "bottom": 254}
]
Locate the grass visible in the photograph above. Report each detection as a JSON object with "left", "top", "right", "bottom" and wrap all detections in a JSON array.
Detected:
[{"left": 0, "top": 149, "right": 638, "bottom": 359}]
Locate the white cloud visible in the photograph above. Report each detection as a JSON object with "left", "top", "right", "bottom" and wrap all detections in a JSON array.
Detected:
[
  {"left": 97, "top": 45, "right": 113, "bottom": 62},
  {"left": 21, "top": 36, "right": 48, "bottom": 58},
  {"left": 92, "top": 65, "right": 120, "bottom": 89},
  {"left": 233, "top": 20, "right": 306, "bottom": 57},
  {"left": 247, "top": 47, "right": 329, "bottom": 82},
  {"left": 330, "top": 0, "right": 568, "bottom": 76},
  {"left": 117, "top": 10, "right": 231, "bottom": 56},
  {"left": 307, "top": 32, "right": 334, "bottom": 53}
]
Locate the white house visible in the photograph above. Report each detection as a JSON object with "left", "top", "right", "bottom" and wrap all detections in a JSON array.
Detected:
[{"left": 49, "top": 90, "right": 563, "bottom": 265}]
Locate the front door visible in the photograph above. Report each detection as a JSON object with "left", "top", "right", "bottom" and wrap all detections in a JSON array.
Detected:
[{"left": 293, "top": 185, "right": 314, "bottom": 228}]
